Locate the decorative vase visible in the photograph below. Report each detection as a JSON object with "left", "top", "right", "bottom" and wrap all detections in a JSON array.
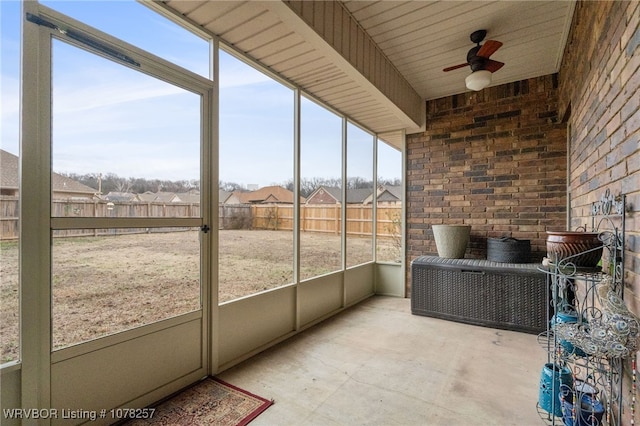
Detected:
[
  {"left": 538, "top": 363, "right": 573, "bottom": 417},
  {"left": 546, "top": 231, "right": 603, "bottom": 267},
  {"left": 432, "top": 224, "right": 471, "bottom": 259}
]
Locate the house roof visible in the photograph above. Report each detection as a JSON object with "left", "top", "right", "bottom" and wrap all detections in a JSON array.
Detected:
[
  {"left": 308, "top": 186, "right": 373, "bottom": 204},
  {"left": 102, "top": 192, "right": 138, "bottom": 202},
  {"left": 231, "top": 191, "right": 252, "bottom": 204},
  {"left": 219, "top": 190, "right": 233, "bottom": 203},
  {"left": 176, "top": 190, "right": 200, "bottom": 204},
  {"left": 1, "top": 149, "right": 19, "bottom": 190},
  {"left": 139, "top": 191, "right": 202, "bottom": 203},
  {"left": 154, "top": 192, "right": 179, "bottom": 203},
  {"left": 1, "top": 149, "right": 97, "bottom": 196},
  {"left": 346, "top": 188, "right": 374, "bottom": 204},
  {"left": 308, "top": 186, "right": 342, "bottom": 203},
  {"left": 138, "top": 191, "right": 158, "bottom": 202},
  {"left": 234, "top": 185, "right": 305, "bottom": 204},
  {"left": 378, "top": 185, "right": 402, "bottom": 202}
]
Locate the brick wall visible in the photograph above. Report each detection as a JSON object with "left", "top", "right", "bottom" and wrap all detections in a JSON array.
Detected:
[
  {"left": 406, "top": 75, "right": 567, "bottom": 276},
  {"left": 559, "top": 0, "right": 639, "bottom": 308},
  {"left": 558, "top": 2, "right": 639, "bottom": 424}
]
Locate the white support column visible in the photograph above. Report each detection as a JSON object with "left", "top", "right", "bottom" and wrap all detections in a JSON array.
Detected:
[
  {"left": 209, "top": 37, "right": 220, "bottom": 374},
  {"left": 293, "top": 88, "right": 301, "bottom": 330},
  {"left": 20, "top": 1, "right": 53, "bottom": 419}
]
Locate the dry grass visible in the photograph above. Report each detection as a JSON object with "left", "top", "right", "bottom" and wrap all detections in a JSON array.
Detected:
[{"left": 0, "top": 230, "right": 398, "bottom": 363}]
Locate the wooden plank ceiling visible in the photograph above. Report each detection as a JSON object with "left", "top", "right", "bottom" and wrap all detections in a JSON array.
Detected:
[{"left": 157, "top": 0, "right": 575, "bottom": 139}]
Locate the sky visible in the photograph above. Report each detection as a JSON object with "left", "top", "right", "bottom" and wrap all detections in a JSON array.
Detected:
[{"left": 0, "top": 0, "right": 401, "bottom": 188}]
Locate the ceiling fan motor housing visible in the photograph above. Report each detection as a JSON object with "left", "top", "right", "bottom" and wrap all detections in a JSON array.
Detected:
[
  {"left": 467, "top": 46, "right": 486, "bottom": 71},
  {"left": 441, "top": 29, "right": 503, "bottom": 75}
]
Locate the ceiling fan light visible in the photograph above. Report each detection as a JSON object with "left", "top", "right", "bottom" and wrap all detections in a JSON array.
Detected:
[{"left": 465, "top": 70, "right": 492, "bottom": 91}]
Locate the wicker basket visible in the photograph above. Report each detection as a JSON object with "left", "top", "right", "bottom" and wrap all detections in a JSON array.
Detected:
[{"left": 487, "top": 237, "right": 531, "bottom": 263}]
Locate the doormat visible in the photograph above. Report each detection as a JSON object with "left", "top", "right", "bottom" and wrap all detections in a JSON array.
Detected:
[{"left": 124, "top": 377, "right": 273, "bottom": 426}]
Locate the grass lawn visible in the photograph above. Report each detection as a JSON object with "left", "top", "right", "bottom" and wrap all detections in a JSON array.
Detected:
[{"left": 0, "top": 229, "right": 399, "bottom": 363}]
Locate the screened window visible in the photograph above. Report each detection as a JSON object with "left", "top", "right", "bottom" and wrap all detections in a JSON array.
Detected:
[
  {"left": 50, "top": 38, "right": 203, "bottom": 350},
  {"left": 218, "top": 50, "right": 294, "bottom": 303},
  {"left": 346, "top": 123, "right": 374, "bottom": 267},
  {"left": 40, "top": 0, "right": 210, "bottom": 78},
  {"left": 0, "top": 0, "right": 21, "bottom": 364},
  {"left": 376, "top": 139, "right": 402, "bottom": 263},
  {"left": 299, "top": 96, "right": 343, "bottom": 280},
  {"left": 51, "top": 40, "right": 201, "bottom": 218}
]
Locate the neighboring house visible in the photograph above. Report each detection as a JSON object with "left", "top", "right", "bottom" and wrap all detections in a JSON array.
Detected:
[
  {"left": 1, "top": 149, "right": 97, "bottom": 199},
  {"left": 363, "top": 185, "right": 402, "bottom": 205},
  {"left": 306, "top": 186, "right": 373, "bottom": 205},
  {"left": 226, "top": 191, "right": 248, "bottom": 205},
  {"left": 230, "top": 185, "right": 304, "bottom": 204},
  {"left": 102, "top": 192, "right": 140, "bottom": 202},
  {"left": 154, "top": 192, "right": 181, "bottom": 203},
  {"left": 85, "top": 190, "right": 199, "bottom": 204},
  {"left": 175, "top": 190, "right": 200, "bottom": 204},
  {"left": 138, "top": 191, "right": 158, "bottom": 202},
  {"left": 305, "top": 186, "right": 342, "bottom": 205},
  {"left": 378, "top": 185, "right": 402, "bottom": 205},
  {"left": 345, "top": 188, "right": 374, "bottom": 204},
  {"left": 138, "top": 191, "right": 188, "bottom": 203},
  {"left": 219, "top": 190, "right": 241, "bottom": 204},
  {"left": 0, "top": 150, "right": 18, "bottom": 197}
]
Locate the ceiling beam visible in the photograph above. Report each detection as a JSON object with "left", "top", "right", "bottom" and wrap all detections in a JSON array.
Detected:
[{"left": 271, "top": 1, "right": 425, "bottom": 130}]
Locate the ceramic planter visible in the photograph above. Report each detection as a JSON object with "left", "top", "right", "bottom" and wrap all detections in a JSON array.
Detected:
[
  {"left": 546, "top": 231, "right": 603, "bottom": 267},
  {"left": 432, "top": 224, "right": 471, "bottom": 259},
  {"left": 538, "top": 363, "right": 573, "bottom": 417}
]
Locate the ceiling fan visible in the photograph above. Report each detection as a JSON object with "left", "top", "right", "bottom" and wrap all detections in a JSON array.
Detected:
[{"left": 443, "top": 30, "right": 504, "bottom": 91}]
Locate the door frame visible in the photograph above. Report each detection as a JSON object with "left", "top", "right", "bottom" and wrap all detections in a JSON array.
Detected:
[{"left": 20, "top": 2, "right": 215, "bottom": 417}]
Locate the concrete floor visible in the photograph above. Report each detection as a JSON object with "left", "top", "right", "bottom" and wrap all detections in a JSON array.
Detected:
[{"left": 217, "top": 295, "right": 550, "bottom": 426}]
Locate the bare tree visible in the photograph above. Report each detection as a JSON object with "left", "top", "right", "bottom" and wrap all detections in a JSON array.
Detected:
[{"left": 220, "top": 181, "right": 247, "bottom": 192}]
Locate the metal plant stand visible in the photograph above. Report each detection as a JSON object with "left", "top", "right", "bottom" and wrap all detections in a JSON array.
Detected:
[{"left": 538, "top": 190, "right": 631, "bottom": 426}]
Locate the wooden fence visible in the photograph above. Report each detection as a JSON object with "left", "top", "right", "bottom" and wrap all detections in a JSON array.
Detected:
[
  {"left": 0, "top": 197, "right": 401, "bottom": 240},
  {"left": 0, "top": 197, "right": 202, "bottom": 240},
  {"left": 0, "top": 197, "right": 19, "bottom": 241},
  {"left": 251, "top": 204, "right": 401, "bottom": 238}
]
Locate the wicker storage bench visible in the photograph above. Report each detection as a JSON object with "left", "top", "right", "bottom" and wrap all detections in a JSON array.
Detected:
[{"left": 411, "top": 256, "right": 547, "bottom": 334}]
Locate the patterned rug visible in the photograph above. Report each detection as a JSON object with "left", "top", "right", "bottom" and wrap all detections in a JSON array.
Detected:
[{"left": 125, "top": 377, "right": 273, "bottom": 426}]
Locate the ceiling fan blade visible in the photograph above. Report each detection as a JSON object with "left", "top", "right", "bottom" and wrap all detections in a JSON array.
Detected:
[
  {"left": 443, "top": 63, "right": 469, "bottom": 72},
  {"left": 485, "top": 59, "right": 504, "bottom": 73},
  {"left": 477, "top": 40, "right": 503, "bottom": 58}
]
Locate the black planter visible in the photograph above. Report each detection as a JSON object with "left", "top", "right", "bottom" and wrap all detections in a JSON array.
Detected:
[{"left": 487, "top": 237, "right": 531, "bottom": 263}]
